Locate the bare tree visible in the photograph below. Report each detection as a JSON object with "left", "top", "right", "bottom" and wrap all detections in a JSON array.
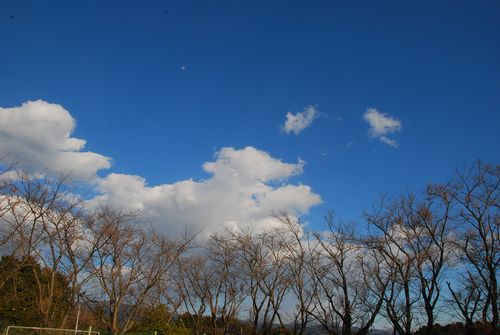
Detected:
[
  {"left": 173, "top": 252, "right": 210, "bottom": 335},
  {"left": 260, "top": 231, "right": 295, "bottom": 333},
  {"left": 273, "top": 213, "right": 316, "bottom": 335},
  {"left": 407, "top": 190, "right": 454, "bottom": 335},
  {"left": 208, "top": 235, "right": 247, "bottom": 335},
  {"left": 215, "top": 227, "right": 292, "bottom": 335},
  {"left": 0, "top": 171, "right": 56, "bottom": 261},
  {"left": 365, "top": 199, "right": 419, "bottom": 335},
  {"left": 0, "top": 158, "right": 14, "bottom": 236},
  {"left": 446, "top": 271, "right": 483, "bottom": 326},
  {"left": 173, "top": 237, "right": 246, "bottom": 335},
  {"left": 310, "top": 213, "right": 387, "bottom": 335},
  {"left": 1, "top": 157, "right": 496, "bottom": 334},
  {"left": 0, "top": 167, "right": 18, "bottom": 290},
  {"left": 0, "top": 171, "right": 91, "bottom": 327},
  {"left": 443, "top": 161, "right": 499, "bottom": 328},
  {"left": 84, "top": 207, "right": 189, "bottom": 335}
]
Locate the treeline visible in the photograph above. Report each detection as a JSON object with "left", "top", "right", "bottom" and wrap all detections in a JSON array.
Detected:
[{"left": 0, "top": 162, "right": 498, "bottom": 335}]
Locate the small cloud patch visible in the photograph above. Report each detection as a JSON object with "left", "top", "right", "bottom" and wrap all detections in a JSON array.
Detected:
[
  {"left": 282, "top": 106, "right": 318, "bottom": 135},
  {"left": 363, "top": 108, "right": 402, "bottom": 148}
]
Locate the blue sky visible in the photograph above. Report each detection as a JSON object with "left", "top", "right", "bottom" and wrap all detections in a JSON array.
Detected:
[{"left": 0, "top": 0, "right": 499, "bottom": 233}]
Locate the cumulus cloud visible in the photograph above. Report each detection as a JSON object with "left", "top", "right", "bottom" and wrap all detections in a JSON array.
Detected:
[
  {"left": 0, "top": 100, "right": 111, "bottom": 180},
  {"left": 0, "top": 101, "right": 321, "bottom": 238},
  {"left": 89, "top": 147, "right": 321, "bottom": 238},
  {"left": 282, "top": 106, "right": 318, "bottom": 135},
  {"left": 363, "top": 108, "right": 402, "bottom": 148}
]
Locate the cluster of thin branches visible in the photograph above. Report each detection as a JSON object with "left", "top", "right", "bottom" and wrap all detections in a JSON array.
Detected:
[{"left": 0, "top": 161, "right": 497, "bottom": 335}]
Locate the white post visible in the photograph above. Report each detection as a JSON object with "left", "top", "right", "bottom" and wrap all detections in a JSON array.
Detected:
[
  {"left": 88, "top": 326, "right": 92, "bottom": 335},
  {"left": 75, "top": 304, "right": 81, "bottom": 335}
]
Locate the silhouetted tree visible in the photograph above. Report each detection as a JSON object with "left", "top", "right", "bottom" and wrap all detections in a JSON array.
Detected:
[{"left": 440, "top": 162, "right": 499, "bottom": 329}]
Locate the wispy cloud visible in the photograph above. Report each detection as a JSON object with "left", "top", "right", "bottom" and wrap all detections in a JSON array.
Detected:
[
  {"left": 282, "top": 106, "right": 318, "bottom": 135},
  {"left": 363, "top": 108, "right": 402, "bottom": 148}
]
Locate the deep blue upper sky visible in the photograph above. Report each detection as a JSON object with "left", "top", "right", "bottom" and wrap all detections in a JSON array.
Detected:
[{"left": 1, "top": 0, "right": 499, "bottom": 228}]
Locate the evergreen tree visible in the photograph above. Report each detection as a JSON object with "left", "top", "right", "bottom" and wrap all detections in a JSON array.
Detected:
[{"left": 0, "top": 256, "right": 72, "bottom": 329}]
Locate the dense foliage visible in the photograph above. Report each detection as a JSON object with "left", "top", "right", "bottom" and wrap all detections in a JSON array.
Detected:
[{"left": 0, "top": 256, "right": 72, "bottom": 329}]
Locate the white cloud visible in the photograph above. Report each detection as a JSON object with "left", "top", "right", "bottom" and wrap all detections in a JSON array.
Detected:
[
  {"left": 0, "top": 101, "right": 321, "bottom": 239},
  {"left": 363, "top": 108, "right": 402, "bottom": 148},
  {"left": 378, "top": 136, "right": 398, "bottom": 148},
  {"left": 89, "top": 147, "right": 322, "bottom": 238},
  {"left": 282, "top": 106, "right": 318, "bottom": 135},
  {"left": 0, "top": 100, "right": 111, "bottom": 180}
]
